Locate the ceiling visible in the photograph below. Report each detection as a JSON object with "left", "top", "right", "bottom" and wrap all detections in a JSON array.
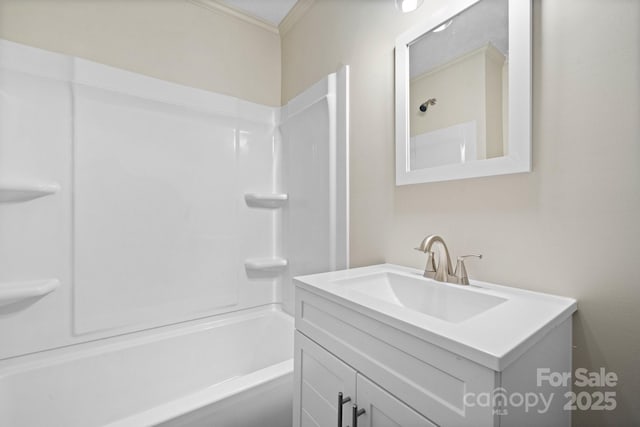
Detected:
[{"left": 218, "top": 0, "right": 299, "bottom": 26}]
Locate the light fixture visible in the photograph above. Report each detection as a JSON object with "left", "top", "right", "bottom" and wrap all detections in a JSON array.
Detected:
[
  {"left": 394, "top": 0, "right": 424, "bottom": 13},
  {"left": 432, "top": 19, "right": 453, "bottom": 32}
]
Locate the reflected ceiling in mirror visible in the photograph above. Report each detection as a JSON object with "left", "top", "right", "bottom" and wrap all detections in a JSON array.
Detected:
[{"left": 395, "top": 0, "right": 531, "bottom": 185}]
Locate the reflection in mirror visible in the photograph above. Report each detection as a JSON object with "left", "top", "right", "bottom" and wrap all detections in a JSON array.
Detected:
[{"left": 408, "top": 0, "right": 508, "bottom": 170}]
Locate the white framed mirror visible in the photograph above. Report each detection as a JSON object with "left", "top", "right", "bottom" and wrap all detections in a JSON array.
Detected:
[{"left": 395, "top": 0, "right": 531, "bottom": 185}]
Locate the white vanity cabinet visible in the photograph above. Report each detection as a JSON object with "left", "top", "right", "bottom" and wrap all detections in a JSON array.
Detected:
[
  {"left": 292, "top": 289, "right": 497, "bottom": 427},
  {"left": 294, "top": 331, "right": 435, "bottom": 427},
  {"left": 293, "top": 264, "right": 577, "bottom": 427}
]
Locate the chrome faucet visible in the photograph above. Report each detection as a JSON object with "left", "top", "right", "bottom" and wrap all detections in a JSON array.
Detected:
[{"left": 415, "top": 235, "right": 482, "bottom": 285}]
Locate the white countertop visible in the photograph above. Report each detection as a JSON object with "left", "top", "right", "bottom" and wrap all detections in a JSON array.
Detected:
[{"left": 294, "top": 264, "right": 577, "bottom": 371}]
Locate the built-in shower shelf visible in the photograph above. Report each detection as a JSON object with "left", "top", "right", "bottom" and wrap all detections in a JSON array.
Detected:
[
  {"left": 244, "top": 193, "right": 288, "bottom": 209},
  {"left": 0, "top": 183, "right": 60, "bottom": 202},
  {"left": 0, "top": 279, "right": 60, "bottom": 307},
  {"left": 244, "top": 257, "right": 288, "bottom": 272}
]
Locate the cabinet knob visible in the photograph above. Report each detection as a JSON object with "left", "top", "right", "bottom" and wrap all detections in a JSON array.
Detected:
[
  {"left": 338, "top": 392, "right": 352, "bottom": 427},
  {"left": 352, "top": 404, "right": 366, "bottom": 427}
]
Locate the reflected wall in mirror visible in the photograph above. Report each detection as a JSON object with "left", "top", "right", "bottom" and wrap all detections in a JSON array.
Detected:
[
  {"left": 395, "top": 0, "right": 531, "bottom": 185},
  {"left": 410, "top": 0, "right": 508, "bottom": 169}
]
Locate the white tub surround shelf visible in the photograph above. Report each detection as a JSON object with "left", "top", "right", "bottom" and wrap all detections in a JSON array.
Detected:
[
  {"left": 244, "top": 257, "right": 288, "bottom": 272},
  {"left": 244, "top": 193, "right": 288, "bottom": 209},
  {"left": 0, "top": 183, "right": 60, "bottom": 202},
  {"left": 0, "top": 279, "right": 60, "bottom": 307}
]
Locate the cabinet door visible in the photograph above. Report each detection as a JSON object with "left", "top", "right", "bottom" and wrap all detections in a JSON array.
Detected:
[
  {"left": 355, "top": 375, "right": 437, "bottom": 427},
  {"left": 294, "top": 331, "right": 357, "bottom": 427}
]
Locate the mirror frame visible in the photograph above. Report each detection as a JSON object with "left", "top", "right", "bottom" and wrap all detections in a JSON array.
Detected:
[{"left": 395, "top": 0, "right": 531, "bottom": 185}]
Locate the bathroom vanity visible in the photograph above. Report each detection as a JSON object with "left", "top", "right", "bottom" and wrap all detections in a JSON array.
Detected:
[{"left": 293, "top": 264, "right": 576, "bottom": 427}]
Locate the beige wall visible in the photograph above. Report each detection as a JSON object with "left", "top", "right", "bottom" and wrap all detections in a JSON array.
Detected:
[
  {"left": 282, "top": 0, "right": 640, "bottom": 425},
  {"left": 410, "top": 48, "right": 486, "bottom": 138},
  {"left": 0, "top": 0, "right": 281, "bottom": 106}
]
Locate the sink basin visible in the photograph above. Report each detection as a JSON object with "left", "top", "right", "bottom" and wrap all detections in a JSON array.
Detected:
[
  {"left": 335, "top": 272, "right": 506, "bottom": 323},
  {"left": 294, "top": 264, "right": 577, "bottom": 370}
]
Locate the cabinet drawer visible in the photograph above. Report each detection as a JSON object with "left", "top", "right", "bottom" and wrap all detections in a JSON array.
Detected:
[{"left": 295, "top": 287, "right": 498, "bottom": 427}]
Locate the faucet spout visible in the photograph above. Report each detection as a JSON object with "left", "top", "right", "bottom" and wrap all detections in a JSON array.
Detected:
[{"left": 415, "top": 235, "right": 455, "bottom": 280}]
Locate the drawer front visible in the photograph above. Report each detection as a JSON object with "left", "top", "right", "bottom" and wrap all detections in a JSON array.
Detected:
[{"left": 295, "top": 287, "right": 498, "bottom": 427}]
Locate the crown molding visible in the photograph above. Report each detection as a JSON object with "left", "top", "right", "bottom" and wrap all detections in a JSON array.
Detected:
[
  {"left": 186, "top": 0, "right": 315, "bottom": 37},
  {"left": 279, "top": 0, "right": 315, "bottom": 35},
  {"left": 187, "top": 0, "right": 279, "bottom": 34}
]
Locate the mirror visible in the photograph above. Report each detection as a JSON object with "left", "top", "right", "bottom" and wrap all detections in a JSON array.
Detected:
[{"left": 395, "top": 0, "right": 531, "bottom": 185}]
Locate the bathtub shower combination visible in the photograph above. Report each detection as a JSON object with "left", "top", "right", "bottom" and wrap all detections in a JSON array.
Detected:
[{"left": 0, "top": 39, "right": 349, "bottom": 426}]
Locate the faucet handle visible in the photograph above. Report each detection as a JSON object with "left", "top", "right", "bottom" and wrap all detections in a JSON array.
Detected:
[
  {"left": 454, "top": 254, "right": 482, "bottom": 285},
  {"left": 458, "top": 254, "right": 482, "bottom": 260}
]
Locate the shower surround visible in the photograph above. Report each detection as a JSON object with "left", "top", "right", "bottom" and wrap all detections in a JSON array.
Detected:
[{"left": 0, "top": 39, "right": 348, "bottom": 426}]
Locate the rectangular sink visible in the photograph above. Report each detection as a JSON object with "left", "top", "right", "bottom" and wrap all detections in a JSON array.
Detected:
[
  {"left": 294, "top": 264, "right": 577, "bottom": 370},
  {"left": 334, "top": 272, "right": 507, "bottom": 323}
]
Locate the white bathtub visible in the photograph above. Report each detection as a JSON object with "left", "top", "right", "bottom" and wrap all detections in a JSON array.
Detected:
[{"left": 0, "top": 306, "right": 293, "bottom": 427}]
